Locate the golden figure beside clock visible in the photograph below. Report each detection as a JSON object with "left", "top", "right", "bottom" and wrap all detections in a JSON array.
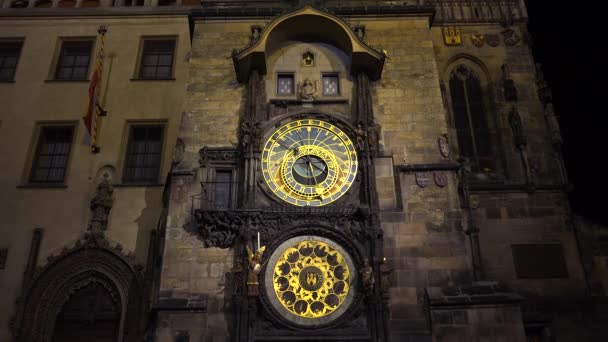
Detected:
[{"left": 261, "top": 119, "right": 358, "bottom": 207}]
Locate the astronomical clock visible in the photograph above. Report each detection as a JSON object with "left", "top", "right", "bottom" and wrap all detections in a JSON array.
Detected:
[
  {"left": 260, "top": 119, "right": 358, "bottom": 207},
  {"left": 256, "top": 118, "right": 363, "bottom": 327}
]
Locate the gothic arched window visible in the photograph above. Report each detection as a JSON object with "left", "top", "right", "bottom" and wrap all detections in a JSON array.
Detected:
[{"left": 449, "top": 65, "right": 493, "bottom": 171}]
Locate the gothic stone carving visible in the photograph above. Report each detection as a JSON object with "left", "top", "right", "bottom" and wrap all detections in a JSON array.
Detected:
[
  {"left": 90, "top": 175, "right": 114, "bottom": 234},
  {"left": 509, "top": 106, "right": 527, "bottom": 148},
  {"left": 12, "top": 232, "right": 145, "bottom": 341},
  {"left": 199, "top": 146, "right": 239, "bottom": 167},
  {"left": 193, "top": 208, "right": 371, "bottom": 249}
]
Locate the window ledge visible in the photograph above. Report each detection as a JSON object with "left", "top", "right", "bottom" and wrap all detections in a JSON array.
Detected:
[
  {"left": 130, "top": 78, "right": 176, "bottom": 82},
  {"left": 114, "top": 183, "right": 165, "bottom": 188},
  {"left": 17, "top": 183, "right": 67, "bottom": 189},
  {"left": 44, "top": 79, "right": 90, "bottom": 83},
  {"left": 0, "top": 80, "right": 16, "bottom": 83}
]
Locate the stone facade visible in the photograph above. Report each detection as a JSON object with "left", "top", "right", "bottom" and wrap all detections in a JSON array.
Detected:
[{"left": 1, "top": 1, "right": 607, "bottom": 342}]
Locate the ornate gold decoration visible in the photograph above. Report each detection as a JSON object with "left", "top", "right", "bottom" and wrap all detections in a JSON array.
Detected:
[
  {"left": 261, "top": 119, "right": 358, "bottom": 206},
  {"left": 302, "top": 51, "right": 315, "bottom": 66},
  {"left": 246, "top": 245, "right": 266, "bottom": 296},
  {"left": 271, "top": 240, "right": 351, "bottom": 319},
  {"left": 443, "top": 26, "right": 462, "bottom": 46}
]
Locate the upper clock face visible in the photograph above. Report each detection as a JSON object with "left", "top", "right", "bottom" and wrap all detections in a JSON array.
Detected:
[{"left": 261, "top": 119, "right": 358, "bottom": 206}]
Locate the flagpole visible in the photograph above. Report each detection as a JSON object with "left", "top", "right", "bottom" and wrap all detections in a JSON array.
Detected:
[{"left": 91, "top": 25, "right": 107, "bottom": 153}]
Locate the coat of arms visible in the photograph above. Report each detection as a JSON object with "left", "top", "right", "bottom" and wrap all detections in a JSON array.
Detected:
[
  {"left": 438, "top": 135, "right": 449, "bottom": 159},
  {"left": 415, "top": 172, "right": 431, "bottom": 188},
  {"left": 443, "top": 27, "right": 462, "bottom": 46},
  {"left": 471, "top": 34, "right": 484, "bottom": 47},
  {"left": 501, "top": 29, "right": 521, "bottom": 46},
  {"left": 486, "top": 34, "right": 500, "bottom": 47},
  {"left": 434, "top": 172, "right": 448, "bottom": 187}
]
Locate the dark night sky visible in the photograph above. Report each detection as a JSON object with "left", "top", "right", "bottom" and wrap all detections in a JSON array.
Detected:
[{"left": 525, "top": 3, "right": 605, "bottom": 224}]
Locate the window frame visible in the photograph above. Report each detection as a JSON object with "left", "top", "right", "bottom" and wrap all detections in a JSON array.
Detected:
[
  {"left": 444, "top": 61, "right": 505, "bottom": 174},
  {"left": 25, "top": 122, "right": 77, "bottom": 186},
  {"left": 0, "top": 39, "right": 24, "bottom": 82},
  {"left": 121, "top": 122, "right": 167, "bottom": 185},
  {"left": 51, "top": 38, "right": 95, "bottom": 81},
  {"left": 321, "top": 72, "right": 340, "bottom": 96},
  {"left": 134, "top": 36, "right": 178, "bottom": 81},
  {"left": 276, "top": 72, "right": 295, "bottom": 96},
  {"left": 211, "top": 168, "right": 238, "bottom": 210}
]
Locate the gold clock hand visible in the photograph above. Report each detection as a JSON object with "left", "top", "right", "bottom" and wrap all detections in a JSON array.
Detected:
[
  {"left": 310, "top": 162, "right": 328, "bottom": 175},
  {"left": 308, "top": 160, "right": 319, "bottom": 186}
]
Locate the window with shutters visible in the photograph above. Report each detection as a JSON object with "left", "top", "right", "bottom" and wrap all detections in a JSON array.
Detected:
[
  {"left": 122, "top": 124, "right": 164, "bottom": 184},
  {"left": 449, "top": 65, "right": 493, "bottom": 172}
]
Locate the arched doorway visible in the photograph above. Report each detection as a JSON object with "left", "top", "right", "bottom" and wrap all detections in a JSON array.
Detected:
[
  {"left": 53, "top": 282, "right": 121, "bottom": 342},
  {"left": 13, "top": 236, "right": 145, "bottom": 342}
]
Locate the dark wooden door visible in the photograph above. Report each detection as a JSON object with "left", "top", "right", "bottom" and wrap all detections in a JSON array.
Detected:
[{"left": 53, "top": 282, "right": 120, "bottom": 342}]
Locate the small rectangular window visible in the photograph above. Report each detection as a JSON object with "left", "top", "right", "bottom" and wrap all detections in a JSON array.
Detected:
[
  {"left": 55, "top": 40, "right": 93, "bottom": 80},
  {"left": 30, "top": 125, "right": 74, "bottom": 183},
  {"left": 322, "top": 73, "right": 340, "bottom": 95},
  {"left": 123, "top": 125, "right": 164, "bottom": 184},
  {"left": 214, "top": 170, "right": 233, "bottom": 209},
  {"left": 138, "top": 39, "right": 176, "bottom": 79},
  {"left": 277, "top": 73, "right": 294, "bottom": 95},
  {"left": 512, "top": 244, "right": 569, "bottom": 279},
  {"left": 0, "top": 41, "right": 23, "bottom": 81}
]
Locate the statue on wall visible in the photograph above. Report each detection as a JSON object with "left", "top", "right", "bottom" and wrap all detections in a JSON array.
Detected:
[
  {"left": 508, "top": 106, "right": 527, "bottom": 148},
  {"left": 502, "top": 64, "right": 518, "bottom": 102},
  {"left": 360, "top": 258, "right": 375, "bottom": 293},
  {"left": 544, "top": 103, "right": 563, "bottom": 146},
  {"left": 246, "top": 245, "right": 266, "bottom": 296},
  {"left": 298, "top": 78, "right": 318, "bottom": 101},
  {"left": 90, "top": 174, "right": 114, "bottom": 234}
]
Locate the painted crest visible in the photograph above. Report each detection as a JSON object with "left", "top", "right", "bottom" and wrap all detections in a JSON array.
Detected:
[
  {"left": 471, "top": 34, "right": 485, "bottom": 47},
  {"left": 501, "top": 29, "right": 521, "bottom": 46},
  {"left": 438, "top": 135, "right": 449, "bottom": 159},
  {"left": 443, "top": 27, "right": 462, "bottom": 46},
  {"left": 486, "top": 34, "right": 500, "bottom": 47},
  {"left": 415, "top": 172, "right": 431, "bottom": 188},
  {"left": 434, "top": 172, "right": 448, "bottom": 187}
]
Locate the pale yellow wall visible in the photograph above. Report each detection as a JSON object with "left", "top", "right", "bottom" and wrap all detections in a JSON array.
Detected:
[{"left": 0, "top": 15, "right": 189, "bottom": 340}]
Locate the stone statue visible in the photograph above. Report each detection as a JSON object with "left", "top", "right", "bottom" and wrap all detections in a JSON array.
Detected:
[
  {"left": 355, "top": 121, "right": 366, "bottom": 149},
  {"left": 354, "top": 25, "right": 366, "bottom": 40},
  {"left": 508, "top": 106, "right": 527, "bottom": 148},
  {"left": 502, "top": 64, "right": 518, "bottom": 102},
  {"left": 544, "top": 103, "right": 562, "bottom": 146},
  {"left": 241, "top": 122, "right": 252, "bottom": 148},
  {"left": 299, "top": 78, "right": 317, "bottom": 101},
  {"left": 360, "top": 258, "right": 374, "bottom": 292},
  {"left": 367, "top": 119, "right": 381, "bottom": 154},
  {"left": 250, "top": 25, "right": 262, "bottom": 43},
  {"left": 90, "top": 174, "right": 114, "bottom": 234},
  {"left": 246, "top": 245, "right": 266, "bottom": 296}
]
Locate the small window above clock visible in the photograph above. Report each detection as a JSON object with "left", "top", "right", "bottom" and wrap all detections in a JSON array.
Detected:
[
  {"left": 277, "top": 73, "right": 294, "bottom": 96},
  {"left": 322, "top": 73, "right": 340, "bottom": 95}
]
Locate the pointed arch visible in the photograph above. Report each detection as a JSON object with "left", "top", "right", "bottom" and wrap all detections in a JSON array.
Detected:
[
  {"left": 443, "top": 56, "right": 503, "bottom": 173},
  {"left": 14, "top": 236, "right": 145, "bottom": 342}
]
